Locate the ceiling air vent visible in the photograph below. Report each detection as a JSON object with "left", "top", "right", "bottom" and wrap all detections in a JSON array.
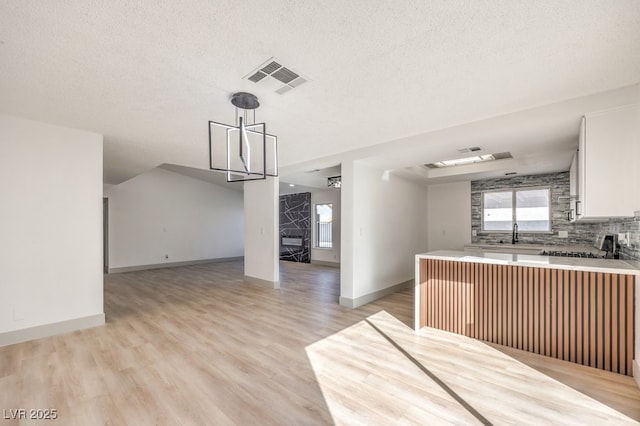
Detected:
[
  {"left": 275, "top": 85, "right": 293, "bottom": 95},
  {"left": 261, "top": 61, "right": 282, "bottom": 74},
  {"left": 244, "top": 57, "right": 309, "bottom": 95},
  {"left": 248, "top": 71, "right": 268, "bottom": 83},
  {"left": 271, "top": 67, "right": 299, "bottom": 84}
]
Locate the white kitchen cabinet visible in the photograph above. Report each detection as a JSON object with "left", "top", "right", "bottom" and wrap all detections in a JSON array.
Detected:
[
  {"left": 574, "top": 104, "right": 638, "bottom": 221},
  {"left": 568, "top": 151, "right": 578, "bottom": 222},
  {"left": 635, "top": 103, "right": 640, "bottom": 213}
]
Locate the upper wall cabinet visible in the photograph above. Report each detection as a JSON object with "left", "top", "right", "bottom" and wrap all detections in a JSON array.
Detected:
[
  {"left": 573, "top": 104, "right": 639, "bottom": 221},
  {"left": 568, "top": 151, "right": 579, "bottom": 222},
  {"left": 635, "top": 103, "right": 640, "bottom": 212}
]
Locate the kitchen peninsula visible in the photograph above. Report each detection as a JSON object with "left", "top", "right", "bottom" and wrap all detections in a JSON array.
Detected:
[{"left": 415, "top": 250, "right": 638, "bottom": 376}]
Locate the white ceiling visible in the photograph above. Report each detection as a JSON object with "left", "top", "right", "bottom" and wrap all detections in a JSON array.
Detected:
[{"left": 1, "top": 1, "right": 639, "bottom": 185}]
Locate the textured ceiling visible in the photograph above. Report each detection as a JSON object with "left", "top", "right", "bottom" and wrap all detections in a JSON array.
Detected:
[{"left": 1, "top": 1, "right": 639, "bottom": 184}]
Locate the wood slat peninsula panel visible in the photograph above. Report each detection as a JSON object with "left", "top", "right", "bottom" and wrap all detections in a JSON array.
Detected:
[{"left": 418, "top": 258, "right": 635, "bottom": 376}]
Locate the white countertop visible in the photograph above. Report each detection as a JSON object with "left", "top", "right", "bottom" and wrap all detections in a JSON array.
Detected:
[
  {"left": 417, "top": 250, "right": 640, "bottom": 275},
  {"left": 464, "top": 243, "right": 606, "bottom": 255}
]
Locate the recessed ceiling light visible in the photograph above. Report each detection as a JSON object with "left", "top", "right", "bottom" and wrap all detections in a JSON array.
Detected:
[
  {"left": 424, "top": 152, "right": 512, "bottom": 169},
  {"left": 457, "top": 146, "right": 482, "bottom": 153},
  {"left": 435, "top": 154, "right": 495, "bottom": 167},
  {"left": 289, "top": 183, "right": 295, "bottom": 187}
]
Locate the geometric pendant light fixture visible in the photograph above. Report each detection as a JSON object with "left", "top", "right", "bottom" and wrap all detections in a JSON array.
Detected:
[{"left": 208, "top": 92, "right": 278, "bottom": 182}]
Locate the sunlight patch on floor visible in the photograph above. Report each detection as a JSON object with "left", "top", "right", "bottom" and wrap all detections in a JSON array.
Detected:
[{"left": 306, "top": 310, "right": 638, "bottom": 425}]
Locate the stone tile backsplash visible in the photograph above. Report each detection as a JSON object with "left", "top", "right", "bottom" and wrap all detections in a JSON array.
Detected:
[
  {"left": 471, "top": 172, "right": 639, "bottom": 261},
  {"left": 596, "top": 216, "right": 640, "bottom": 261}
]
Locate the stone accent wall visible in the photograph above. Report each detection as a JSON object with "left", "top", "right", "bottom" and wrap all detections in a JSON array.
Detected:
[
  {"left": 279, "top": 192, "right": 311, "bottom": 263},
  {"left": 471, "top": 172, "right": 639, "bottom": 261},
  {"left": 596, "top": 216, "right": 640, "bottom": 261}
]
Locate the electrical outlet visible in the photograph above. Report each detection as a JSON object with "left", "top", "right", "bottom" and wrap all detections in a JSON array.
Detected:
[
  {"left": 558, "top": 231, "right": 568, "bottom": 238},
  {"left": 471, "top": 230, "right": 477, "bottom": 237}
]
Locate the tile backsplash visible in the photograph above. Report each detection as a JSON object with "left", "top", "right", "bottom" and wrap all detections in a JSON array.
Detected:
[
  {"left": 471, "top": 172, "right": 640, "bottom": 261},
  {"left": 595, "top": 216, "right": 640, "bottom": 261}
]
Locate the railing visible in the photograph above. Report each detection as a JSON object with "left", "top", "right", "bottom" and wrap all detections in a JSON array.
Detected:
[{"left": 317, "top": 222, "right": 332, "bottom": 248}]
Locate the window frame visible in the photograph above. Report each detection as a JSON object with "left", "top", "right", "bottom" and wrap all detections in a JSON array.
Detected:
[
  {"left": 481, "top": 186, "right": 552, "bottom": 233},
  {"left": 314, "top": 203, "right": 333, "bottom": 249}
]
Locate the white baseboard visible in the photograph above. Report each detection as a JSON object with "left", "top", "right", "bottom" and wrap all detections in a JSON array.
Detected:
[
  {"left": 244, "top": 275, "right": 280, "bottom": 289},
  {"left": 340, "top": 278, "right": 413, "bottom": 309},
  {"left": 0, "top": 314, "right": 105, "bottom": 347},
  {"left": 311, "top": 260, "right": 340, "bottom": 268},
  {"left": 108, "top": 256, "right": 244, "bottom": 274}
]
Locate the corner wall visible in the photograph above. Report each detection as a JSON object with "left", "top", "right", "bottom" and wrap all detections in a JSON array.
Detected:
[
  {"left": 0, "top": 114, "right": 104, "bottom": 344},
  {"left": 105, "top": 168, "right": 244, "bottom": 271},
  {"left": 244, "top": 177, "right": 279, "bottom": 287},
  {"left": 427, "top": 181, "right": 471, "bottom": 251},
  {"left": 341, "top": 161, "right": 428, "bottom": 307}
]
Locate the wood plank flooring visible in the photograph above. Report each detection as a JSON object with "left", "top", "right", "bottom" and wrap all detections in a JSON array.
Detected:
[{"left": 0, "top": 260, "right": 638, "bottom": 425}]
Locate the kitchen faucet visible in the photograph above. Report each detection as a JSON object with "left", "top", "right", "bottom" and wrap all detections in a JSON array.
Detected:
[{"left": 512, "top": 223, "right": 519, "bottom": 244}]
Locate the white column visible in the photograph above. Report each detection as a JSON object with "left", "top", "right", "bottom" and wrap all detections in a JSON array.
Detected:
[
  {"left": 243, "top": 176, "right": 280, "bottom": 288},
  {"left": 339, "top": 160, "right": 355, "bottom": 306}
]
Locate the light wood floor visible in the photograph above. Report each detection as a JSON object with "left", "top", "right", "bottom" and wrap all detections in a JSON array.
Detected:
[{"left": 1, "top": 260, "right": 638, "bottom": 425}]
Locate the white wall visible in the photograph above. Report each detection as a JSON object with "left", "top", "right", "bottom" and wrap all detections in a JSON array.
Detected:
[
  {"left": 105, "top": 168, "right": 244, "bottom": 269},
  {"left": 427, "top": 181, "right": 472, "bottom": 251},
  {"left": 311, "top": 188, "right": 341, "bottom": 264},
  {"left": 244, "top": 177, "right": 279, "bottom": 286},
  {"left": 341, "top": 161, "right": 429, "bottom": 305},
  {"left": 340, "top": 161, "right": 356, "bottom": 300},
  {"left": 0, "top": 114, "right": 104, "bottom": 337}
]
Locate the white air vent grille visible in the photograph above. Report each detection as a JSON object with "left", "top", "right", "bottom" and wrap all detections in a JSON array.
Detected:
[
  {"left": 248, "top": 71, "right": 268, "bottom": 83},
  {"left": 288, "top": 77, "right": 307, "bottom": 88},
  {"left": 261, "top": 61, "right": 282, "bottom": 74},
  {"left": 275, "top": 85, "right": 293, "bottom": 95},
  {"left": 244, "top": 57, "right": 309, "bottom": 95},
  {"left": 272, "top": 67, "right": 299, "bottom": 84}
]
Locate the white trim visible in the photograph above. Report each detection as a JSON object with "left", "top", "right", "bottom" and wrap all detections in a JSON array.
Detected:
[
  {"left": 634, "top": 360, "right": 640, "bottom": 389},
  {"left": 108, "top": 256, "right": 244, "bottom": 274},
  {"left": 244, "top": 275, "right": 280, "bottom": 289},
  {"left": 0, "top": 314, "right": 105, "bottom": 348},
  {"left": 310, "top": 260, "right": 340, "bottom": 268},
  {"left": 339, "top": 279, "right": 412, "bottom": 309}
]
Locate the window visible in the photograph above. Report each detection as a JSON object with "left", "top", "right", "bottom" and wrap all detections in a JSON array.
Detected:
[
  {"left": 315, "top": 204, "right": 333, "bottom": 248},
  {"left": 482, "top": 188, "right": 550, "bottom": 232}
]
